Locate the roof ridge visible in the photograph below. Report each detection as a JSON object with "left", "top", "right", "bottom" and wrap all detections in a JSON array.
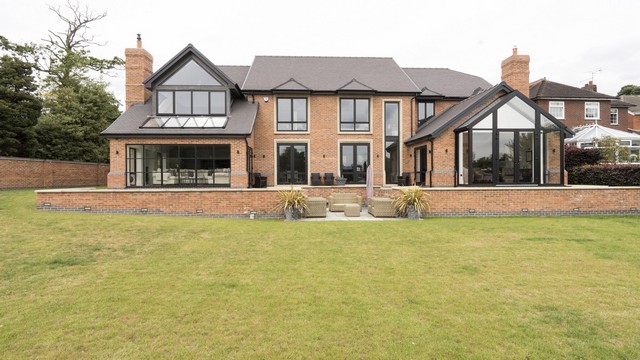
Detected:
[
  {"left": 217, "top": 64, "right": 250, "bottom": 67},
  {"left": 402, "top": 67, "right": 451, "bottom": 70},
  {"left": 253, "top": 55, "right": 394, "bottom": 60}
]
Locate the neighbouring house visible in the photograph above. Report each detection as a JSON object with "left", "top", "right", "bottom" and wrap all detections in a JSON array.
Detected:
[
  {"left": 529, "top": 78, "right": 634, "bottom": 131},
  {"left": 101, "top": 39, "right": 569, "bottom": 189},
  {"left": 621, "top": 95, "right": 640, "bottom": 132}
]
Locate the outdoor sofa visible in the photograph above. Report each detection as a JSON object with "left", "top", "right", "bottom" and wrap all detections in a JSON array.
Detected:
[{"left": 328, "top": 193, "right": 362, "bottom": 212}]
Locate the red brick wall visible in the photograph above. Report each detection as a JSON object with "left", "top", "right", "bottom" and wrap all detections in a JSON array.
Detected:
[
  {"left": 0, "top": 157, "right": 109, "bottom": 189},
  {"left": 125, "top": 46, "right": 153, "bottom": 109},
  {"left": 37, "top": 186, "right": 640, "bottom": 218},
  {"left": 247, "top": 93, "right": 414, "bottom": 187},
  {"left": 535, "top": 100, "right": 623, "bottom": 129}
]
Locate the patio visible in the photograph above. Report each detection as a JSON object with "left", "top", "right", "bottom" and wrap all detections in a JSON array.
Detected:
[{"left": 302, "top": 206, "right": 403, "bottom": 221}]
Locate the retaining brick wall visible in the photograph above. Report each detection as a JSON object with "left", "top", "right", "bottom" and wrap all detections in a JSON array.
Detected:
[
  {"left": 36, "top": 185, "right": 640, "bottom": 218},
  {"left": 0, "top": 157, "right": 109, "bottom": 189}
]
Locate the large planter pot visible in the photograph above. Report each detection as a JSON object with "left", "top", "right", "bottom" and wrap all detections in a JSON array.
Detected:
[
  {"left": 336, "top": 178, "right": 347, "bottom": 186},
  {"left": 407, "top": 205, "right": 421, "bottom": 220},
  {"left": 284, "top": 208, "right": 300, "bottom": 221}
]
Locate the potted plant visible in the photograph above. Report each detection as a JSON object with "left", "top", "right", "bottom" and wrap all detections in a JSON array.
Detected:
[
  {"left": 275, "top": 186, "right": 309, "bottom": 221},
  {"left": 391, "top": 186, "right": 430, "bottom": 220},
  {"left": 336, "top": 176, "right": 347, "bottom": 186}
]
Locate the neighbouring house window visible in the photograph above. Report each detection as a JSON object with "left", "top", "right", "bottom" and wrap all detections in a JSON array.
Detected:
[
  {"left": 126, "top": 144, "right": 231, "bottom": 187},
  {"left": 610, "top": 108, "right": 619, "bottom": 125},
  {"left": 277, "top": 143, "right": 308, "bottom": 184},
  {"left": 277, "top": 98, "right": 308, "bottom": 131},
  {"left": 585, "top": 102, "right": 600, "bottom": 120},
  {"left": 417, "top": 100, "right": 435, "bottom": 127},
  {"left": 385, "top": 102, "right": 400, "bottom": 184},
  {"left": 340, "top": 98, "right": 370, "bottom": 131},
  {"left": 549, "top": 101, "right": 565, "bottom": 119},
  {"left": 156, "top": 90, "right": 226, "bottom": 116},
  {"left": 340, "top": 143, "right": 370, "bottom": 184}
]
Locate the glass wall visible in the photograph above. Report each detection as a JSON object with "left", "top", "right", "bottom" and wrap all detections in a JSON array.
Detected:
[
  {"left": 126, "top": 144, "right": 231, "bottom": 187},
  {"left": 457, "top": 95, "right": 565, "bottom": 186}
]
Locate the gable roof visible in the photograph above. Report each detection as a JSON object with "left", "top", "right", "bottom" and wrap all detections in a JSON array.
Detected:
[
  {"left": 272, "top": 78, "right": 311, "bottom": 91},
  {"left": 402, "top": 68, "right": 492, "bottom": 99},
  {"left": 143, "top": 44, "right": 240, "bottom": 94},
  {"left": 242, "top": 56, "right": 420, "bottom": 93},
  {"left": 405, "top": 83, "right": 512, "bottom": 144},
  {"left": 529, "top": 78, "right": 616, "bottom": 100},
  {"left": 621, "top": 95, "right": 640, "bottom": 115}
]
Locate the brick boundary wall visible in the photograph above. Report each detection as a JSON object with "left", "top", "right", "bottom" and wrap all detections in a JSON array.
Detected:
[
  {"left": 0, "top": 157, "right": 109, "bottom": 189},
  {"left": 36, "top": 185, "right": 640, "bottom": 218}
]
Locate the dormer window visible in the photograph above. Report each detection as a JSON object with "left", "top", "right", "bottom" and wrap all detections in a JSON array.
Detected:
[{"left": 157, "top": 90, "right": 226, "bottom": 116}]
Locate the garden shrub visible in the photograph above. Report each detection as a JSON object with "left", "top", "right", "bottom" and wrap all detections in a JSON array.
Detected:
[
  {"left": 570, "top": 164, "right": 640, "bottom": 186},
  {"left": 564, "top": 145, "right": 602, "bottom": 170}
]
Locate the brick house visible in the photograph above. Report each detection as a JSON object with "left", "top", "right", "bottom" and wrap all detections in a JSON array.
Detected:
[
  {"left": 102, "top": 39, "right": 569, "bottom": 189},
  {"left": 529, "top": 78, "right": 633, "bottom": 131},
  {"left": 621, "top": 95, "right": 640, "bottom": 132}
]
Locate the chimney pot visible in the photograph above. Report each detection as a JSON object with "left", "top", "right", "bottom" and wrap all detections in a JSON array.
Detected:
[
  {"left": 513, "top": 46, "right": 518, "bottom": 55},
  {"left": 136, "top": 34, "right": 142, "bottom": 49}
]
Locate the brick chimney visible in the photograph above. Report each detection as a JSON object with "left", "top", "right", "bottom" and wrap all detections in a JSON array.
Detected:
[
  {"left": 125, "top": 34, "right": 153, "bottom": 109},
  {"left": 501, "top": 46, "right": 530, "bottom": 96},
  {"left": 583, "top": 80, "right": 598, "bottom": 92}
]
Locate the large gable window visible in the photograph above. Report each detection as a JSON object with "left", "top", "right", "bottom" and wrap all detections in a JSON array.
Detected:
[
  {"left": 340, "top": 98, "right": 370, "bottom": 132},
  {"left": 277, "top": 98, "right": 308, "bottom": 131},
  {"left": 162, "top": 60, "right": 221, "bottom": 86},
  {"left": 456, "top": 95, "right": 565, "bottom": 186},
  {"left": 157, "top": 90, "right": 226, "bottom": 116},
  {"left": 585, "top": 102, "right": 600, "bottom": 120}
]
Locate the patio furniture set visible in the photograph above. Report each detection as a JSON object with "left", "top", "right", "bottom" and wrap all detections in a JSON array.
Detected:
[{"left": 305, "top": 193, "right": 396, "bottom": 218}]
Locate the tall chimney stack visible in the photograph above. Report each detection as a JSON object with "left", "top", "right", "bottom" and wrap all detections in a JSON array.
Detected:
[
  {"left": 501, "top": 46, "right": 530, "bottom": 96},
  {"left": 125, "top": 34, "right": 153, "bottom": 109}
]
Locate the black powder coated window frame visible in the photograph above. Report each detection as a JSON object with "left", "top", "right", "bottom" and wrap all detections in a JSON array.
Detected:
[
  {"left": 340, "top": 98, "right": 371, "bottom": 132},
  {"left": 384, "top": 101, "right": 400, "bottom": 184},
  {"left": 417, "top": 100, "right": 435, "bottom": 127},
  {"left": 276, "top": 97, "right": 308, "bottom": 132},
  {"left": 340, "top": 143, "right": 370, "bottom": 184},
  {"left": 156, "top": 90, "right": 227, "bottom": 116},
  {"left": 125, "top": 144, "right": 231, "bottom": 188},
  {"left": 276, "top": 143, "right": 308, "bottom": 185}
]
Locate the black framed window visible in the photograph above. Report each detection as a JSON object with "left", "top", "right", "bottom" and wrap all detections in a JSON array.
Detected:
[
  {"left": 126, "top": 144, "right": 231, "bottom": 187},
  {"left": 156, "top": 90, "right": 226, "bottom": 116},
  {"left": 340, "top": 143, "right": 369, "bottom": 184},
  {"left": 417, "top": 100, "right": 434, "bottom": 127},
  {"left": 277, "top": 143, "right": 308, "bottom": 184},
  {"left": 277, "top": 98, "right": 308, "bottom": 131},
  {"left": 385, "top": 102, "right": 400, "bottom": 184},
  {"left": 340, "top": 98, "right": 370, "bottom": 131}
]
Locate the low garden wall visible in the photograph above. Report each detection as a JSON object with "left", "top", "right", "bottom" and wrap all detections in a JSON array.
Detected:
[
  {"left": 0, "top": 156, "right": 109, "bottom": 189},
  {"left": 36, "top": 185, "right": 640, "bottom": 218}
]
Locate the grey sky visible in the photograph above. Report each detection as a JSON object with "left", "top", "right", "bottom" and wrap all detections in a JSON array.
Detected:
[{"left": 1, "top": 0, "right": 639, "bottom": 108}]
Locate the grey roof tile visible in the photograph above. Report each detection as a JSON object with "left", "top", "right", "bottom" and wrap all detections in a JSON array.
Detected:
[
  {"left": 402, "top": 68, "right": 492, "bottom": 98},
  {"left": 529, "top": 78, "right": 617, "bottom": 100},
  {"left": 102, "top": 100, "right": 258, "bottom": 137},
  {"left": 621, "top": 95, "right": 640, "bottom": 114},
  {"left": 242, "top": 56, "right": 420, "bottom": 93},
  {"left": 217, "top": 65, "right": 250, "bottom": 86}
]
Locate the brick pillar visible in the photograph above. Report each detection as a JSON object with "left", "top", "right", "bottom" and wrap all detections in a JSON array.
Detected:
[
  {"left": 125, "top": 34, "right": 153, "bottom": 109},
  {"left": 501, "top": 47, "right": 530, "bottom": 97}
]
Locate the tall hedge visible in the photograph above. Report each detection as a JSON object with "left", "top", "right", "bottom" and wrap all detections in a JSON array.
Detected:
[{"left": 569, "top": 164, "right": 640, "bottom": 186}]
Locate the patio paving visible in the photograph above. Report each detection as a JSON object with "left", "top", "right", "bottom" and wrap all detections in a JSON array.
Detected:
[{"left": 302, "top": 206, "right": 402, "bottom": 221}]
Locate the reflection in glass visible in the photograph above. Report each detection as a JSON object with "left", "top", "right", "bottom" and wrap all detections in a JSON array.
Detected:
[
  {"left": 472, "top": 130, "right": 492, "bottom": 184},
  {"left": 162, "top": 60, "right": 221, "bottom": 86}
]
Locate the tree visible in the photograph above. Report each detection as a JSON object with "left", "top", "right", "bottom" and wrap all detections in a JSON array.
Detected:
[
  {"left": 617, "top": 85, "right": 640, "bottom": 96},
  {"left": 597, "top": 136, "right": 629, "bottom": 164},
  {"left": 34, "top": 81, "right": 119, "bottom": 162},
  {"left": 0, "top": 38, "right": 42, "bottom": 157},
  {"left": 32, "top": 1, "right": 122, "bottom": 162},
  {"left": 38, "top": 0, "right": 123, "bottom": 89}
]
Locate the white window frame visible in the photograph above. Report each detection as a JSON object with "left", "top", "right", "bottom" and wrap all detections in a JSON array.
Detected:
[
  {"left": 610, "top": 108, "right": 619, "bottom": 125},
  {"left": 549, "top": 101, "right": 565, "bottom": 119},
  {"left": 585, "top": 102, "right": 600, "bottom": 120}
]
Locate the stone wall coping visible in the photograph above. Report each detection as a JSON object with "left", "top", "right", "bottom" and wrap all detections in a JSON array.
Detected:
[{"left": 35, "top": 184, "right": 638, "bottom": 194}]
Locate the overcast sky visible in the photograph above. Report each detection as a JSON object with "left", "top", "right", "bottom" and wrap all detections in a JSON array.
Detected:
[{"left": 1, "top": 0, "right": 639, "bottom": 108}]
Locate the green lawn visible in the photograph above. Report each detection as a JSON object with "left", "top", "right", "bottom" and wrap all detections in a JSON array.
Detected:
[{"left": 1, "top": 190, "right": 639, "bottom": 359}]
